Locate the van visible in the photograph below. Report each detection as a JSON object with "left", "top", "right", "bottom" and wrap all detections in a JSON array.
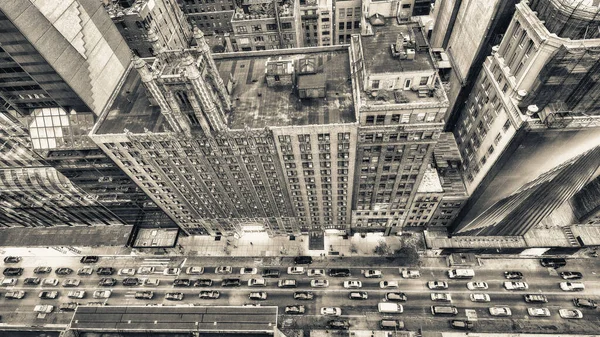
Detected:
[
  {"left": 431, "top": 305, "right": 458, "bottom": 316},
  {"left": 447, "top": 269, "right": 475, "bottom": 279},
  {"left": 378, "top": 302, "right": 403, "bottom": 313},
  {"left": 380, "top": 319, "right": 405, "bottom": 330},
  {"left": 294, "top": 256, "right": 313, "bottom": 265}
]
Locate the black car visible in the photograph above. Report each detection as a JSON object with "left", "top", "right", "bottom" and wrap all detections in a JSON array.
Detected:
[
  {"left": 3, "top": 268, "right": 23, "bottom": 276},
  {"left": 540, "top": 258, "right": 567, "bottom": 268},
  {"left": 222, "top": 278, "right": 241, "bottom": 287},
  {"left": 96, "top": 267, "right": 115, "bottom": 276},
  {"left": 173, "top": 279, "right": 191, "bottom": 287},
  {"left": 3, "top": 256, "right": 21, "bottom": 264},
  {"left": 293, "top": 291, "right": 314, "bottom": 300},
  {"left": 123, "top": 278, "right": 140, "bottom": 286},
  {"left": 23, "top": 277, "right": 41, "bottom": 285},
  {"left": 55, "top": 268, "right": 73, "bottom": 275},
  {"left": 504, "top": 271, "right": 523, "bottom": 279},
  {"left": 193, "top": 279, "right": 213, "bottom": 287},
  {"left": 39, "top": 291, "right": 58, "bottom": 299},
  {"left": 450, "top": 320, "right": 474, "bottom": 330},
  {"left": 329, "top": 268, "right": 350, "bottom": 277},
  {"left": 98, "top": 278, "right": 117, "bottom": 286},
  {"left": 261, "top": 269, "right": 280, "bottom": 278},
  {"left": 34, "top": 267, "right": 52, "bottom": 274},
  {"left": 560, "top": 271, "right": 583, "bottom": 280},
  {"left": 294, "top": 256, "right": 313, "bottom": 265},
  {"left": 80, "top": 256, "right": 99, "bottom": 263},
  {"left": 573, "top": 298, "right": 597, "bottom": 309},
  {"left": 327, "top": 320, "right": 350, "bottom": 330}
]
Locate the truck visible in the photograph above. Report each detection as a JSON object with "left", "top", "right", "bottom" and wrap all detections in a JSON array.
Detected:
[{"left": 447, "top": 269, "right": 475, "bottom": 279}]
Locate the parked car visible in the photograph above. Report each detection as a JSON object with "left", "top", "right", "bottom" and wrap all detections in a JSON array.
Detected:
[
  {"left": 215, "top": 266, "right": 232, "bottom": 274},
  {"left": 320, "top": 307, "right": 342, "bottom": 316},
  {"left": 287, "top": 267, "right": 305, "bottom": 275},
  {"left": 199, "top": 290, "right": 220, "bottom": 299},
  {"left": 285, "top": 305, "right": 305, "bottom": 314},
  {"left": 504, "top": 281, "right": 528, "bottom": 290},
  {"left": 489, "top": 306, "right": 512, "bottom": 317},
  {"left": 560, "top": 271, "right": 583, "bottom": 280},
  {"left": 559, "top": 309, "right": 583, "bottom": 319},
  {"left": 249, "top": 291, "right": 267, "bottom": 300},
  {"left": 165, "top": 292, "right": 184, "bottom": 301},
  {"left": 328, "top": 319, "right": 350, "bottom": 330},
  {"left": 62, "top": 279, "right": 80, "bottom": 287},
  {"left": 466, "top": 282, "right": 488, "bottom": 290},
  {"left": 5, "top": 291, "right": 25, "bottom": 299},
  {"left": 3, "top": 256, "right": 21, "bottom": 263},
  {"left": 137, "top": 267, "right": 155, "bottom": 275},
  {"left": 93, "top": 290, "right": 111, "bottom": 299},
  {"left": 573, "top": 298, "right": 597, "bottom": 309},
  {"left": 122, "top": 278, "right": 141, "bottom": 286},
  {"left": 469, "top": 293, "right": 491, "bottom": 302},
  {"left": 293, "top": 291, "right": 314, "bottom": 300},
  {"left": 67, "top": 290, "right": 86, "bottom": 299},
  {"left": 144, "top": 278, "right": 160, "bottom": 286},
  {"left": 98, "top": 278, "right": 117, "bottom": 287},
  {"left": 34, "top": 267, "right": 52, "bottom": 274},
  {"left": 55, "top": 268, "right": 73, "bottom": 275},
  {"left": 401, "top": 269, "right": 420, "bottom": 279},
  {"left": 428, "top": 281, "right": 448, "bottom": 290},
  {"left": 59, "top": 302, "right": 78, "bottom": 311},
  {"left": 134, "top": 291, "right": 154, "bottom": 300},
  {"left": 329, "top": 269, "right": 350, "bottom": 277},
  {"left": 385, "top": 292, "right": 407, "bottom": 302},
  {"left": 248, "top": 278, "right": 266, "bottom": 287},
  {"left": 23, "top": 277, "right": 41, "bottom": 285},
  {"left": 173, "top": 279, "right": 191, "bottom": 287},
  {"left": 42, "top": 278, "right": 59, "bottom": 286},
  {"left": 96, "top": 267, "right": 114, "bottom": 276},
  {"left": 34, "top": 305, "right": 54, "bottom": 313},
  {"left": 193, "top": 279, "right": 213, "bottom": 287},
  {"left": 162, "top": 268, "right": 181, "bottom": 276},
  {"left": 39, "top": 291, "right": 58, "bottom": 299},
  {"left": 262, "top": 269, "right": 280, "bottom": 278},
  {"left": 186, "top": 267, "right": 204, "bottom": 275},
  {"left": 450, "top": 320, "right": 474, "bottom": 330},
  {"left": 540, "top": 258, "right": 566, "bottom": 268},
  {"left": 222, "top": 278, "right": 241, "bottom": 287},
  {"left": 504, "top": 271, "right": 523, "bottom": 279},
  {"left": 294, "top": 256, "right": 312, "bottom": 264},
  {"left": 343, "top": 280, "right": 362, "bottom": 289},
  {"left": 118, "top": 268, "right": 136, "bottom": 276},
  {"left": 278, "top": 279, "right": 297, "bottom": 288},
  {"left": 524, "top": 294, "right": 548, "bottom": 303},
  {"left": 528, "top": 308, "right": 551, "bottom": 317},
  {"left": 348, "top": 291, "right": 368, "bottom": 300},
  {"left": 80, "top": 256, "right": 99, "bottom": 263},
  {"left": 1, "top": 278, "right": 17, "bottom": 286},
  {"left": 77, "top": 267, "right": 94, "bottom": 276},
  {"left": 307, "top": 269, "right": 325, "bottom": 277},
  {"left": 560, "top": 282, "right": 585, "bottom": 291},
  {"left": 3, "top": 268, "right": 23, "bottom": 276},
  {"left": 310, "top": 279, "right": 329, "bottom": 288},
  {"left": 364, "top": 270, "right": 382, "bottom": 278},
  {"left": 431, "top": 293, "right": 452, "bottom": 302},
  {"left": 240, "top": 268, "right": 258, "bottom": 275},
  {"left": 380, "top": 281, "right": 399, "bottom": 289}
]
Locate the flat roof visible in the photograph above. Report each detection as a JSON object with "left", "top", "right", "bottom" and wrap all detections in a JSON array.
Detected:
[
  {"left": 70, "top": 306, "right": 277, "bottom": 333},
  {"left": 95, "top": 65, "right": 169, "bottom": 135},
  {"left": 417, "top": 168, "right": 443, "bottom": 193},
  {"left": 0, "top": 226, "right": 132, "bottom": 247},
  {"left": 361, "top": 21, "right": 434, "bottom": 74},
  {"left": 216, "top": 49, "right": 356, "bottom": 129},
  {"left": 132, "top": 228, "right": 179, "bottom": 248}
]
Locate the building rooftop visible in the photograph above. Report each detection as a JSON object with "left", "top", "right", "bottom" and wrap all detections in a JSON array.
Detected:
[
  {"left": 95, "top": 64, "right": 170, "bottom": 135},
  {"left": 360, "top": 20, "right": 434, "bottom": 74},
  {"left": 417, "top": 168, "right": 444, "bottom": 193},
  {"left": 215, "top": 49, "right": 356, "bottom": 129},
  {"left": 0, "top": 226, "right": 132, "bottom": 247}
]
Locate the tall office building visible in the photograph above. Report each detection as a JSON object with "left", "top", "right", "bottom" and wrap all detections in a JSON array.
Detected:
[
  {"left": 105, "top": 0, "right": 193, "bottom": 57},
  {"left": 0, "top": 0, "right": 174, "bottom": 228}
]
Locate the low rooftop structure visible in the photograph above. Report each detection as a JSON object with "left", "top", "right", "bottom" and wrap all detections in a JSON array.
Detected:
[{"left": 417, "top": 168, "right": 444, "bottom": 193}]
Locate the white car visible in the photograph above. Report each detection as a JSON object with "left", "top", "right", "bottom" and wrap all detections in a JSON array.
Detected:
[
  {"left": 93, "top": 290, "right": 112, "bottom": 299},
  {"left": 67, "top": 290, "right": 86, "bottom": 299},
  {"left": 427, "top": 281, "right": 448, "bottom": 290},
  {"left": 527, "top": 308, "right": 550, "bottom": 317},
  {"left": 489, "top": 307, "right": 512, "bottom": 316},
  {"left": 466, "top": 282, "right": 488, "bottom": 290},
  {"left": 401, "top": 270, "right": 420, "bottom": 279},
  {"left": 560, "top": 282, "right": 585, "bottom": 291},
  {"left": 320, "top": 307, "right": 342, "bottom": 316},
  {"left": 162, "top": 268, "right": 181, "bottom": 276},
  {"left": 144, "top": 278, "right": 160, "bottom": 286},
  {"left": 364, "top": 270, "right": 382, "bottom": 278},
  {"left": 379, "top": 281, "right": 399, "bottom": 289},
  {"left": 215, "top": 266, "right": 233, "bottom": 274},
  {"left": 310, "top": 279, "right": 329, "bottom": 288},
  {"left": 287, "top": 267, "right": 305, "bottom": 275},
  {"left": 43, "top": 278, "right": 59, "bottom": 286},
  {"left": 186, "top": 267, "right": 204, "bottom": 275},
  {"left": 240, "top": 268, "right": 258, "bottom": 275},
  {"left": 343, "top": 280, "right": 362, "bottom": 289},
  {"left": 431, "top": 293, "right": 452, "bottom": 302},
  {"left": 470, "top": 293, "right": 491, "bottom": 302},
  {"left": 118, "top": 268, "right": 136, "bottom": 276},
  {"left": 559, "top": 309, "right": 583, "bottom": 319},
  {"left": 307, "top": 269, "right": 325, "bottom": 277},
  {"left": 248, "top": 278, "right": 267, "bottom": 287},
  {"left": 504, "top": 281, "right": 528, "bottom": 290},
  {"left": 137, "top": 267, "right": 155, "bottom": 275}
]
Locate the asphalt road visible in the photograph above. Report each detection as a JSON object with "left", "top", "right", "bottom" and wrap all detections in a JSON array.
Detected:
[{"left": 1, "top": 256, "right": 600, "bottom": 334}]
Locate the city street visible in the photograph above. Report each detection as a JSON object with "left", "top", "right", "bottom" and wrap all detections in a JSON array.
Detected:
[{"left": 1, "top": 256, "right": 600, "bottom": 334}]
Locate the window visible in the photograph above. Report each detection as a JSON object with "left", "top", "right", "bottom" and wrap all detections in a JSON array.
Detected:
[
  {"left": 266, "top": 24, "right": 277, "bottom": 31},
  {"left": 371, "top": 80, "right": 380, "bottom": 89},
  {"left": 354, "top": 21, "right": 360, "bottom": 29},
  {"left": 346, "top": 22, "right": 352, "bottom": 29},
  {"left": 236, "top": 26, "right": 247, "bottom": 33},
  {"left": 419, "top": 76, "right": 428, "bottom": 85},
  {"left": 404, "top": 79, "right": 412, "bottom": 89},
  {"left": 402, "top": 4, "right": 411, "bottom": 8},
  {"left": 502, "top": 119, "right": 511, "bottom": 132},
  {"left": 339, "top": 22, "right": 344, "bottom": 30},
  {"left": 281, "top": 22, "right": 292, "bottom": 29}
]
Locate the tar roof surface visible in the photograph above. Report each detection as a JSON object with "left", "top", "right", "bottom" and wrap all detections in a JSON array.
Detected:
[
  {"left": 0, "top": 226, "right": 132, "bottom": 247},
  {"left": 216, "top": 50, "right": 356, "bottom": 129},
  {"left": 96, "top": 67, "right": 169, "bottom": 135},
  {"left": 361, "top": 20, "right": 434, "bottom": 74}
]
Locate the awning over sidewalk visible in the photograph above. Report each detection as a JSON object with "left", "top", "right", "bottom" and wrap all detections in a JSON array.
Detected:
[{"left": 0, "top": 225, "right": 132, "bottom": 247}]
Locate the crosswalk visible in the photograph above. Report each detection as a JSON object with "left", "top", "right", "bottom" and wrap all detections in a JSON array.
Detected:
[{"left": 140, "top": 258, "right": 171, "bottom": 268}]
